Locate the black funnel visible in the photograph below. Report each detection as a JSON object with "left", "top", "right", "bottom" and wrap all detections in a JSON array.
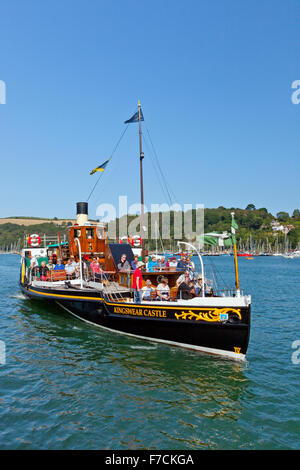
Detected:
[{"left": 76, "top": 202, "right": 88, "bottom": 216}]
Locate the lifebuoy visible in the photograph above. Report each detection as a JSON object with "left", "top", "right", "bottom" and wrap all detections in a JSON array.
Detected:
[
  {"left": 28, "top": 234, "right": 41, "bottom": 247},
  {"left": 132, "top": 235, "right": 142, "bottom": 247},
  {"left": 120, "top": 236, "right": 128, "bottom": 244}
]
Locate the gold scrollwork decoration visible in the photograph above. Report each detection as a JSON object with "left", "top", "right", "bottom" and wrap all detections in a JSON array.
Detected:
[{"left": 174, "top": 308, "right": 242, "bottom": 322}]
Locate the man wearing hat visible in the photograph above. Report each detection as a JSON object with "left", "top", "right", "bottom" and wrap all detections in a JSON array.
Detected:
[
  {"left": 176, "top": 255, "right": 187, "bottom": 272},
  {"left": 132, "top": 261, "right": 144, "bottom": 304},
  {"left": 169, "top": 257, "right": 177, "bottom": 269},
  {"left": 195, "top": 275, "right": 203, "bottom": 295}
]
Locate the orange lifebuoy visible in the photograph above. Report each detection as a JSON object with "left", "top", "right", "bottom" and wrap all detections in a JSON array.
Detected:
[{"left": 28, "top": 234, "right": 41, "bottom": 247}]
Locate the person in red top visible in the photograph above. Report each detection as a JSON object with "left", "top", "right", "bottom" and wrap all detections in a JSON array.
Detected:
[
  {"left": 132, "top": 261, "right": 144, "bottom": 304},
  {"left": 89, "top": 256, "right": 103, "bottom": 281},
  {"left": 90, "top": 257, "right": 101, "bottom": 273}
]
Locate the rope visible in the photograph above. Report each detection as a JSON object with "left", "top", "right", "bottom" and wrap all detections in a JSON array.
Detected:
[
  {"left": 142, "top": 134, "right": 172, "bottom": 205},
  {"left": 86, "top": 124, "right": 130, "bottom": 202},
  {"left": 145, "top": 126, "right": 177, "bottom": 206}
]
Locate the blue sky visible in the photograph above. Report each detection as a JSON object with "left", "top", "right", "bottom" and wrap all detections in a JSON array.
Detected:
[{"left": 0, "top": 0, "right": 299, "bottom": 219}]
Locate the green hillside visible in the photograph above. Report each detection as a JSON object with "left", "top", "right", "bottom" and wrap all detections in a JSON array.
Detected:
[{"left": 1, "top": 205, "right": 299, "bottom": 252}]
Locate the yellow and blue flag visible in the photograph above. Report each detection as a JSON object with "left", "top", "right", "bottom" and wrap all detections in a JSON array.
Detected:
[{"left": 90, "top": 158, "right": 110, "bottom": 175}]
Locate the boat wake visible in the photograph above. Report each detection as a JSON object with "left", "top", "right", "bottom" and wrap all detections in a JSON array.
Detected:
[{"left": 11, "top": 292, "right": 28, "bottom": 300}]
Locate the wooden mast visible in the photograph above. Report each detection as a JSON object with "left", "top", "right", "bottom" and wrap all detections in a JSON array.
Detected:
[
  {"left": 231, "top": 212, "right": 240, "bottom": 295},
  {"left": 138, "top": 100, "right": 145, "bottom": 261},
  {"left": 57, "top": 231, "right": 63, "bottom": 261}
]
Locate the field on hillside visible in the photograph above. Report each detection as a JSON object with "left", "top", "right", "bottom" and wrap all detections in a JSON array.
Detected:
[{"left": 0, "top": 218, "right": 75, "bottom": 226}]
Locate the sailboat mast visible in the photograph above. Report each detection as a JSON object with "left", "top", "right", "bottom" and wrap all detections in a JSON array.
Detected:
[{"left": 138, "top": 100, "right": 145, "bottom": 261}]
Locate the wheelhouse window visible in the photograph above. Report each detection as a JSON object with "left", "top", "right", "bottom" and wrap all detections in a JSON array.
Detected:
[
  {"left": 74, "top": 229, "right": 81, "bottom": 238},
  {"left": 86, "top": 228, "right": 95, "bottom": 239},
  {"left": 96, "top": 227, "right": 105, "bottom": 239}
]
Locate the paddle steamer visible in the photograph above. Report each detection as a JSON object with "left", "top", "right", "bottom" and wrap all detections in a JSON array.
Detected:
[{"left": 19, "top": 103, "right": 251, "bottom": 360}]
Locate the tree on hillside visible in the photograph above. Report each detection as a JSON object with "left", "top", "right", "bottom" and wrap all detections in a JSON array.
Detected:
[
  {"left": 244, "top": 212, "right": 263, "bottom": 229},
  {"left": 292, "top": 209, "right": 300, "bottom": 220},
  {"left": 288, "top": 229, "right": 298, "bottom": 248},
  {"left": 245, "top": 204, "right": 256, "bottom": 210},
  {"left": 277, "top": 211, "right": 289, "bottom": 222},
  {"left": 257, "top": 208, "right": 268, "bottom": 215}
]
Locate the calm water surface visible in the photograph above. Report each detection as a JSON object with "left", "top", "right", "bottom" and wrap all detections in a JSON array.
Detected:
[{"left": 0, "top": 254, "right": 299, "bottom": 449}]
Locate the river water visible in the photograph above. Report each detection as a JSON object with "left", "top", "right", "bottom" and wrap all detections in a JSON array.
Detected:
[{"left": 0, "top": 254, "right": 299, "bottom": 449}]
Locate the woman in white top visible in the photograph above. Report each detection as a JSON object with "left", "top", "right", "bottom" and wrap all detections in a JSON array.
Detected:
[
  {"left": 142, "top": 279, "right": 155, "bottom": 301},
  {"left": 156, "top": 278, "right": 170, "bottom": 301}
]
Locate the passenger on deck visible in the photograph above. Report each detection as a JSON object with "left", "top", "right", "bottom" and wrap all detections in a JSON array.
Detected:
[
  {"left": 141, "top": 279, "right": 155, "bottom": 301},
  {"left": 75, "top": 255, "right": 89, "bottom": 279},
  {"left": 145, "top": 256, "right": 149, "bottom": 270},
  {"left": 39, "top": 261, "right": 49, "bottom": 281},
  {"left": 208, "top": 287, "right": 214, "bottom": 297},
  {"left": 132, "top": 261, "right": 144, "bottom": 304},
  {"left": 176, "top": 278, "right": 194, "bottom": 300},
  {"left": 69, "top": 255, "right": 76, "bottom": 268},
  {"left": 147, "top": 256, "right": 157, "bottom": 272},
  {"left": 117, "top": 254, "right": 130, "bottom": 272},
  {"left": 188, "top": 280, "right": 197, "bottom": 298},
  {"left": 195, "top": 275, "right": 207, "bottom": 295},
  {"left": 176, "top": 256, "right": 187, "bottom": 271},
  {"left": 82, "top": 255, "right": 90, "bottom": 271},
  {"left": 90, "top": 257, "right": 100, "bottom": 273},
  {"left": 54, "top": 259, "right": 65, "bottom": 270},
  {"left": 75, "top": 259, "right": 88, "bottom": 279},
  {"left": 156, "top": 277, "right": 170, "bottom": 301},
  {"left": 65, "top": 259, "right": 76, "bottom": 279},
  {"left": 131, "top": 255, "right": 139, "bottom": 271},
  {"left": 169, "top": 257, "right": 177, "bottom": 269},
  {"left": 47, "top": 259, "right": 54, "bottom": 271},
  {"left": 80, "top": 255, "right": 90, "bottom": 278},
  {"left": 28, "top": 254, "right": 39, "bottom": 270},
  {"left": 89, "top": 256, "right": 103, "bottom": 281},
  {"left": 176, "top": 270, "right": 192, "bottom": 287},
  {"left": 186, "top": 256, "right": 195, "bottom": 271}
]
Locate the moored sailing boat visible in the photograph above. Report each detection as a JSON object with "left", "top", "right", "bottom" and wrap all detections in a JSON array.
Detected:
[{"left": 19, "top": 103, "right": 251, "bottom": 360}]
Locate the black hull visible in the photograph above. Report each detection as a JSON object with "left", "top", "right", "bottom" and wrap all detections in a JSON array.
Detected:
[
  {"left": 20, "top": 283, "right": 103, "bottom": 302},
  {"left": 20, "top": 282, "right": 250, "bottom": 360}
]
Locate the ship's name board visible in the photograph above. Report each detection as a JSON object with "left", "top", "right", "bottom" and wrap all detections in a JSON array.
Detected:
[{"left": 113, "top": 306, "right": 167, "bottom": 318}]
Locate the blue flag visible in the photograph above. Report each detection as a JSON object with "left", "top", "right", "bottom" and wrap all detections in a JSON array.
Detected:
[{"left": 124, "top": 109, "right": 144, "bottom": 124}]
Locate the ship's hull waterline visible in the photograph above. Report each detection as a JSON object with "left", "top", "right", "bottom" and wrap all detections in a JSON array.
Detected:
[{"left": 20, "top": 283, "right": 250, "bottom": 361}]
